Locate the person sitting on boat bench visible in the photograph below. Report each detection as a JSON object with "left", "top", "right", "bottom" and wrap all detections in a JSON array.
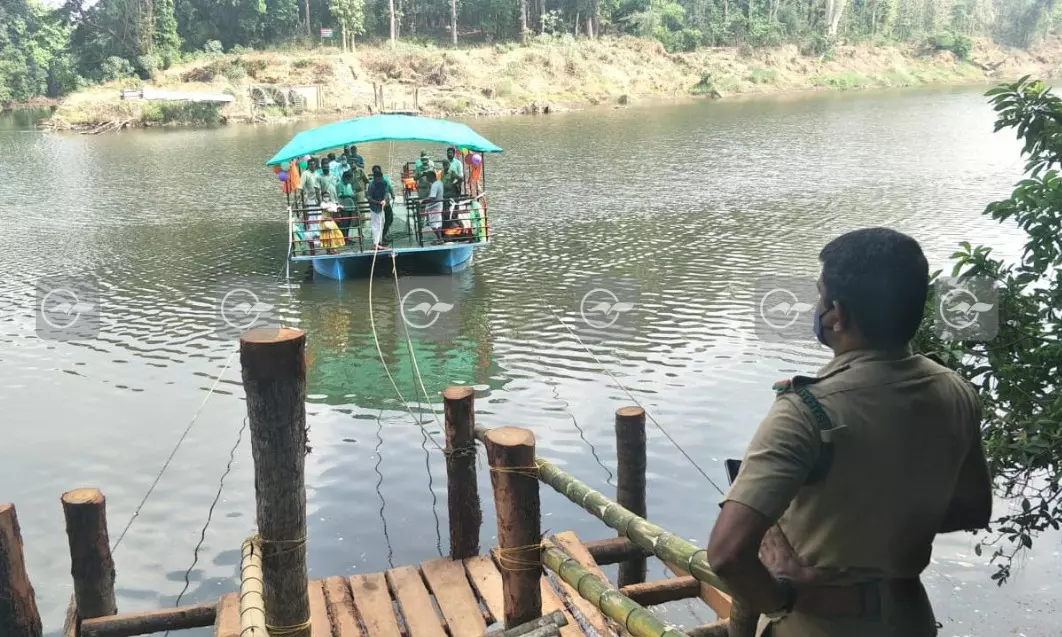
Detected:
[{"left": 367, "top": 165, "right": 394, "bottom": 249}]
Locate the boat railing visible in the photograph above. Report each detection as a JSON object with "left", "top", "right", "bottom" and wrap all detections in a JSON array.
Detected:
[{"left": 288, "top": 193, "right": 489, "bottom": 257}]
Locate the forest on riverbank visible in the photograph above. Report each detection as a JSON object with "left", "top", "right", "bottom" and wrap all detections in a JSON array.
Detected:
[{"left": 3, "top": 0, "right": 1062, "bottom": 108}]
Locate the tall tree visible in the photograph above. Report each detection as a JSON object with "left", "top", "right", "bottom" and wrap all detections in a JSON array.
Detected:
[
  {"left": 329, "top": 0, "right": 366, "bottom": 50},
  {"left": 451, "top": 0, "right": 458, "bottom": 43}
]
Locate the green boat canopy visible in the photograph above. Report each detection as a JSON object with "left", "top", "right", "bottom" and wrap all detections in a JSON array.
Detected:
[{"left": 266, "top": 114, "right": 503, "bottom": 166}]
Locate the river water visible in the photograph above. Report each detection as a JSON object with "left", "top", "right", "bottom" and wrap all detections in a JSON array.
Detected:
[{"left": 1, "top": 87, "right": 1057, "bottom": 636}]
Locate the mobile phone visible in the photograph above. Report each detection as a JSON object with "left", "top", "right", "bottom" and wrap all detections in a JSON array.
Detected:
[{"left": 724, "top": 459, "right": 741, "bottom": 485}]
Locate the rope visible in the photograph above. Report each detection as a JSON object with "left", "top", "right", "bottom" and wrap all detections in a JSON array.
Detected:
[
  {"left": 495, "top": 542, "right": 545, "bottom": 572},
  {"left": 111, "top": 346, "right": 240, "bottom": 553},
  {"left": 390, "top": 250, "right": 446, "bottom": 435},
  {"left": 530, "top": 282, "right": 728, "bottom": 496},
  {"left": 266, "top": 619, "right": 313, "bottom": 636},
  {"left": 489, "top": 464, "right": 541, "bottom": 479},
  {"left": 171, "top": 415, "right": 249, "bottom": 609},
  {"left": 367, "top": 245, "right": 445, "bottom": 452}
]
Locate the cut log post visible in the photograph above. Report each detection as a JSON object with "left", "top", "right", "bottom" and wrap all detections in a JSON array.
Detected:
[
  {"left": 61, "top": 488, "right": 117, "bottom": 621},
  {"left": 485, "top": 427, "right": 541, "bottom": 628},
  {"left": 443, "top": 386, "right": 481, "bottom": 559},
  {"left": 583, "top": 537, "right": 651, "bottom": 565},
  {"left": 240, "top": 328, "right": 310, "bottom": 637},
  {"left": 619, "top": 576, "right": 700, "bottom": 606},
  {"left": 79, "top": 603, "right": 216, "bottom": 637},
  {"left": 614, "top": 406, "right": 647, "bottom": 587},
  {"left": 0, "top": 503, "right": 42, "bottom": 637}
]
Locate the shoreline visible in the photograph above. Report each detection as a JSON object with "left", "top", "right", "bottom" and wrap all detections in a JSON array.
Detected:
[{"left": 31, "top": 36, "right": 1062, "bottom": 131}]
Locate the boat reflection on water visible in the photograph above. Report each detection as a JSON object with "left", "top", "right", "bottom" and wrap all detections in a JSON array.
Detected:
[{"left": 294, "top": 268, "right": 503, "bottom": 412}]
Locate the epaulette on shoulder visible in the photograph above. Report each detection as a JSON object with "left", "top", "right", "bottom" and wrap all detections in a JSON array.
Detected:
[{"left": 772, "top": 364, "right": 850, "bottom": 395}]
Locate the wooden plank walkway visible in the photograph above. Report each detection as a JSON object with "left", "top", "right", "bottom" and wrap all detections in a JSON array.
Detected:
[{"left": 216, "top": 531, "right": 613, "bottom": 637}]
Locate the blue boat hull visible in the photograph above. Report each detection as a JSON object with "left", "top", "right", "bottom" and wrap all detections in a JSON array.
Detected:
[{"left": 306, "top": 244, "right": 476, "bottom": 280}]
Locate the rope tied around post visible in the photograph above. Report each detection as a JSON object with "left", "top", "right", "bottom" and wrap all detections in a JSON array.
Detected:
[
  {"left": 266, "top": 619, "right": 314, "bottom": 637},
  {"left": 494, "top": 541, "right": 545, "bottom": 572},
  {"left": 252, "top": 534, "right": 308, "bottom": 557},
  {"left": 488, "top": 460, "right": 541, "bottom": 479}
]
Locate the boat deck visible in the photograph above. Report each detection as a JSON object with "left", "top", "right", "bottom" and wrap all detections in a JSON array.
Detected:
[
  {"left": 291, "top": 198, "right": 487, "bottom": 263},
  {"left": 214, "top": 531, "right": 618, "bottom": 637}
]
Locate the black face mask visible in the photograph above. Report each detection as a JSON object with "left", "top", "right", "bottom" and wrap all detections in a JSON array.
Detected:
[{"left": 813, "top": 306, "right": 830, "bottom": 346}]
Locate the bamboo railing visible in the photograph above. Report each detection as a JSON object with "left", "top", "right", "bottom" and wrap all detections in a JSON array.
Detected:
[
  {"left": 540, "top": 541, "right": 686, "bottom": 637},
  {"left": 536, "top": 458, "right": 731, "bottom": 595}
]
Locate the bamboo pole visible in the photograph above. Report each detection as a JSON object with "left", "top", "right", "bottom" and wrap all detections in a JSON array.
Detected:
[
  {"left": 0, "top": 503, "right": 42, "bottom": 637},
  {"left": 485, "top": 427, "right": 542, "bottom": 628},
  {"left": 536, "top": 458, "right": 730, "bottom": 594},
  {"left": 79, "top": 603, "right": 216, "bottom": 637},
  {"left": 240, "top": 538, "right": 268, "bottom": 637},
  {"left": 61, "top": 488, "right": 117, "bottom": 621},
  {"left": 614, "top": 406, "right": 647, "bottom": 587},
  {"left": 540, "top": 542, "right": 686, "bottom": 637},
  {"left": 443, "top": 386, "right": 481, "bottom": 559},
  {"left": 240, "top": 328, "right": 310, "bottom": 637}
]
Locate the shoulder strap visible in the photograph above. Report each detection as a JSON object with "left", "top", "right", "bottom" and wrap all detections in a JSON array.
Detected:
[{"left": 788, "top": 376, "right": 837, "bottom": 485}]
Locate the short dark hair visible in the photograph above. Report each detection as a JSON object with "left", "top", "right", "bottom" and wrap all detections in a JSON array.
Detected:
[{"left": 819, "top": 227, "right": 929, "bottom": 348}]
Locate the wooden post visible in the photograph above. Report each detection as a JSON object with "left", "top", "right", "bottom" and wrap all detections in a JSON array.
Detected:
[
  {"left": 0, "top": 503, "right": 42, "bottom": 637},
  {"left": 443, "top": 386, "right": 481, "bottom": 559},
  {"left": 485, "top": 427, "right": 541, "bottom": 628},
  {"left": 61, "top": 489, "right": 117, "bottom": 622},
  {"left": 241, "top": 328, "right": 310, "bottom": 637},
  {"left": 615, "top": 406, "right": 647, "bottom": 587}
]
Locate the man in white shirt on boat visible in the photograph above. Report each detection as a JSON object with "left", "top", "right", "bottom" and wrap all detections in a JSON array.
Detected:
[
  {"left": 424, "top": 170, "right": 444, "bottom": 241},
  {"left": 300, "top": 158, "right": 322, "bottom": 253}
]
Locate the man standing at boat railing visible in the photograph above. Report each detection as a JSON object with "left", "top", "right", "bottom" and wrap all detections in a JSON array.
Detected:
[
  {"left": 706, "top": 227, "right": 992, "bottom": 637},
  {"left": 366, "top": 165, "right": 394, "bottom": 250}
]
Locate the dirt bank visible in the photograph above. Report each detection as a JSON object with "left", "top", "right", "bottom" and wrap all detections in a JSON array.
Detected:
[{"left": 42, "top": 35, "right": 1062, "bottom": 130}]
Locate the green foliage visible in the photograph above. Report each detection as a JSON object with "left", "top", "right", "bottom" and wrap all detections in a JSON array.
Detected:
[
  {"left": 912, "top": 77, "right": 1062, "bottom": 584},
  {"left": 329, "top": 0, "right": 367, "bottom": 45},
  {"left": 141, "top": 101, "right": 223, "bottom": 124},
  {"left": 101, "top": 56, "right": 137, "bottom": 82},
  {"left": 927, "top": 31, "right": 973, "bottom": 60}
]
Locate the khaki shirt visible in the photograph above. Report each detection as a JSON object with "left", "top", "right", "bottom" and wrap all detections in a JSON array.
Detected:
[{"left": 725, "top": 348, "right": 982, "bottom": 636}]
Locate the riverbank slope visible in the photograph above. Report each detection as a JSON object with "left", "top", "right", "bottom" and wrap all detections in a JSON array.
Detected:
[{"left": 43, "top": 35, "right": 1062, "bottom": 129}]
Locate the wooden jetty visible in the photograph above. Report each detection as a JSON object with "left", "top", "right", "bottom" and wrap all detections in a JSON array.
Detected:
[{"left": 1, "top": 328, "right": 737, "bottom": 637}]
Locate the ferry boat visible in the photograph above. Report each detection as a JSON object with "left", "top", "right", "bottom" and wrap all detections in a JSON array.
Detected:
[{"left": 266, "top": 114, "right": 502, "bottom": 280}]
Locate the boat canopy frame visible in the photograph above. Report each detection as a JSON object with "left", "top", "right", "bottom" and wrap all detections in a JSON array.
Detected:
[{"left": 266, "top": 114, "right": 503, "bottom": 166}]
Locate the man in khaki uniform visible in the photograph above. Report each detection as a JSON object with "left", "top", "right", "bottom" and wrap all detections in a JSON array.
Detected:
[{"left": 706, "top": 228, "right": 993, "bottom": 637}]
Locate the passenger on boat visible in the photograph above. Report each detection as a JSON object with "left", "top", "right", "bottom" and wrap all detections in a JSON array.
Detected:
[
  {"left": 300, "top": 158, "right": 322, "bottom": 206},
  {"left": 367, "top": 165, "right": 394, "bottom": 249},
  {"left": 423, "top": 170, "right": 444, "bottom": 241},
  {"left": 318, "top": 202, "right": 346, "bottom": 255},
  {"left": 337, "top": 172, "right": 357, "bottom": 240},
  {"left": 350, "top": 145, "right": 365, "bottom": 168},
  {"left": 320, "top": 163, "right": 339, "bottom": 204},
  {"left": 414, "top": 151, "right": 434, "bottom": 201},
  {"left": 441, "top": 158, "right": 461, "bottom": 225}
]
